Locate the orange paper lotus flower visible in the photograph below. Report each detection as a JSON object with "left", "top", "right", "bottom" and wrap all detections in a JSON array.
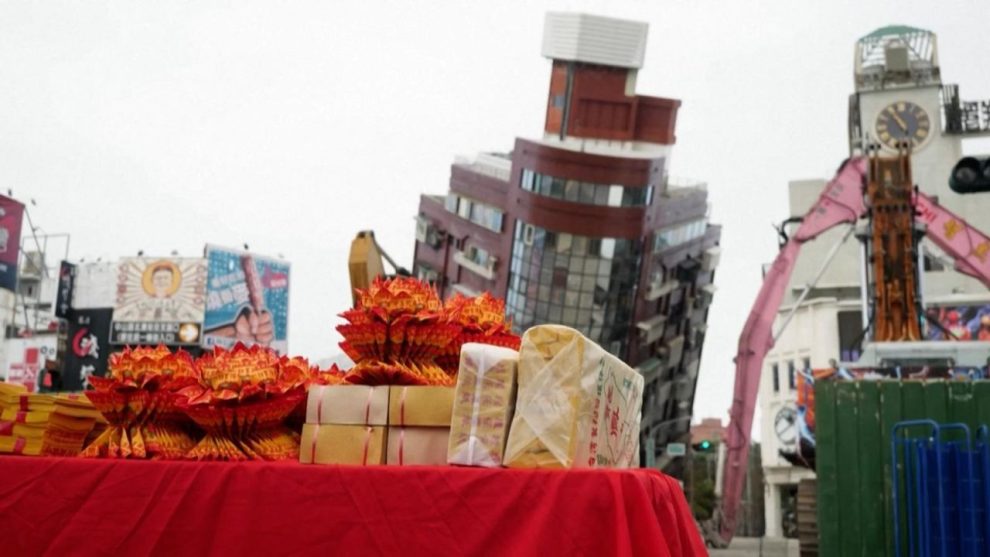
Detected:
[
  {"left": 337, "top": 277, "right": 462, "bottom": 385},
  {"left": 82, "top": 346, "right": 202, "bottom": 460},
  {"left": 438, "top": 293, "right": 521, "bottom": 373},
  {"left": 179, "top": 343, "right": 309, "bottom": 406},
  {"left": 356, "top": 276, "right": 442, "bottom": 319},
  {"left": 344, "top": 359, "right": 454, "bottom": 387},
  {"left": 309, "top": 363, "right": 347, "bottom": 386},
  {"left": 104, "top": 345, "right": 198, "bottom": 391}
]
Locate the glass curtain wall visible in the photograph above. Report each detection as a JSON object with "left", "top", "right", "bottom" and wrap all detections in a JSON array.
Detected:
[{"left": 506, "top": 219, "right": 642, "bottom": 357}]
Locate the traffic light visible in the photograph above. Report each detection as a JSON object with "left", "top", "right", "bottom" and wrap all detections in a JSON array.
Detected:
[
  {"left": 692, "top": 440, "right": 714, "bottom": 452},
  {"left": 949, "top": 157, "right": 990, "bottom": 194}
]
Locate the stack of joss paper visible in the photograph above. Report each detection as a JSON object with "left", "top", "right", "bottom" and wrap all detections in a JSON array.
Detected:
[
  {"left": 81, "top": 346, "right": 201, "bottom": 459},
  {"left": 41, "top": 394, "right": 106, "bottom": 456},
  {"left": 176, "top": 344, "right": 310, "bottom": 461},
  {"left": 437, "top": 293, "right": 521, "bottom": 374},
  {"left": 0, "top": 383, "right": 55, "bottom": 455},
  {"left": 338, "top": 277, "right": 461, "bottom": 386}
]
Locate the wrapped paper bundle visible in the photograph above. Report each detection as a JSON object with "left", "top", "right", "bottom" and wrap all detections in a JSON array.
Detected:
[
  {"left": 41, "top": 394, "right": 103, "bottom": 457},
  {"left": 438, "top": 293, "right": 521, "bottom": 374},
  {"left": 386, "top": 386, "right": 454, "bottom": 466},
  {"left": 300, "top": 385, "right": 389, "bottom": 465},
  {"left": 178, "top": 344, "right": 307, "bottom": 461},
  {"left": 81, "top": 346, "right": 201, "bottom": 459},
  {"left": 447, "top": 344, "right": 519, "bottom": 467},
  {"left": 503, "top": 325, "right": 644, "bottom": 469}
]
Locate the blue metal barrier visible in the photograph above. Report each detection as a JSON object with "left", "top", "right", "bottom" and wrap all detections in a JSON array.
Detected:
[{"left": 891, "top": 420, "right": 984, "bottom": 557}]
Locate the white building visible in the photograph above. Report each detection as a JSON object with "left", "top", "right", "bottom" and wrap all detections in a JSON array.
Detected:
[{"left": 760, "top": 25, "right": 990, "bottom": 538}]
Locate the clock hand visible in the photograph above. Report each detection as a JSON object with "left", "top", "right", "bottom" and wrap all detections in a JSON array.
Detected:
[{"left": 888, "top": 109, "right": 909, "bottom": 132}]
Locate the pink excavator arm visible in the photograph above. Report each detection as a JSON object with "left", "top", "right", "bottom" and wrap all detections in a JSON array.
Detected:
[
  {"left": 915, "top": 192, "right": 990, "bottom": 289},
  {"left": 718, "top": 157, "right": 868, "bottom": 541}
]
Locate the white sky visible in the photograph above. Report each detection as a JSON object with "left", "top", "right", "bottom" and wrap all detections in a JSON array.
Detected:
[{"left": 3, "top": 1, "right": 989, "bottom": 433}]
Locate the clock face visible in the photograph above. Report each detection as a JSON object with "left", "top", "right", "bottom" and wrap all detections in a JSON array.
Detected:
[
  {"left": 774, "top": 406, "right": 798, "bottom": 445},
  {"left": 875, "top": 101, "right": 931, "bottom": 150}
]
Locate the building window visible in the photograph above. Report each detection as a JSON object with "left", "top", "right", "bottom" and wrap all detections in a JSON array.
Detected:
[
  {"left": 464, "top": 245, "right": 493, "bottom": 268},
  {"left": 415, "top": 264, "right": 439, "bottom": 284},
  {"left": 444, "top": 192, "right": 504, "bottom": 233},
  {"left": 519, "top": 168, "right": 653, "bottom": 208},
  {"left": 652, "top": 219, "right": 708, "bottom": 253},
  {"left": 788, "top": 361, "right": 796, "bottom": 390},
  {"left": 444, "top": 193, "right": 459, "bottom": 213},
  {"left": 772, "top": 363, "right": 780, "bottom": 393},
  {"left": 837, "top": 311, "right": 864, "bottom": 362},
  {"left": 506, "top": 219, "right": 642, "bottom": 359}
]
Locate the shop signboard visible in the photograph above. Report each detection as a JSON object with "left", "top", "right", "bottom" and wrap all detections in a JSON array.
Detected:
[{"left": 61, "top": 308, "right": 112, "bottom": 390}]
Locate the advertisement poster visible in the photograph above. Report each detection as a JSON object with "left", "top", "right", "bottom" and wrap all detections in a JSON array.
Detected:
[
  {"left": 111, "top": 257, "right": 208, "bottom": 346},
  {"left": 3, "top": 336, "right": 57, "bottom": 392},
  {"left": 55, "top": 260, "right": 76, "bottom": 318},
  {"left": 203, "top": 245, "right": 290, "bottom": 355},
  {"left": 925, "top": 303, "right": 990, "bottom": 341},
  {"left": 0, "top": 195, "right": 24, "bottom": 292},
  {"left": 60, "top": 309, "right": 112, "bottom": 390}
]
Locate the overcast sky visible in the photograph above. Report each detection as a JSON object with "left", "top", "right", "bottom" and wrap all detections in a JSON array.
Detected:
[{"left": 3, "top": 1, "right": 989, "bottom": 433}]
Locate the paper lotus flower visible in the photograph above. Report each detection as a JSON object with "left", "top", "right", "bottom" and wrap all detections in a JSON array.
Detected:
[
  {"left": 81, "top": 346, "right": 200, "bottom": 459},
  {"left": 337, "top": 277, "right": 462, "bottom": 386},
  {"left": 175, "top": 343, "right": 308, "bottom": 461},
  {"left": 344, "top": 360, "right": 454, "bottom": 387},
  {"left": 438, "top": 293, "right": 521, "bottom": 373},
  {"left": 178, "top": 344, "right": 307, "bottom": 406}
]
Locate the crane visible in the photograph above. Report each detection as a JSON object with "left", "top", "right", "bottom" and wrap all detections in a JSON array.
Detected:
[{"left": 717, "top": 146, "right": 990, "bottom": 543}]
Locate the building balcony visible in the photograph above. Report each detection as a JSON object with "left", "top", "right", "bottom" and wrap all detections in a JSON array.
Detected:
[
  {"left": 702, "top": 247, "right": 721, "bottom": 272},
  {"left": 644, "top": 279, "right": 678, "bottom": 301},
  {"left": 636, "top": 313, "right": 666, "bottom": 345},
  {"left": 942, "top": 85, "right": 990, "bottom": 137},
  {"left": 698, "top": 284, "right": 717, "bottom": 309},
  {"left": 453, "top": 250, "right": 497, "bottom": 280}
]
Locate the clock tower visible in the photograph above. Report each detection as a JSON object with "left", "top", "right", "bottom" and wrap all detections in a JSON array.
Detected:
[{"left": 849, "top": 25, "right": 990, "bottom": 297}]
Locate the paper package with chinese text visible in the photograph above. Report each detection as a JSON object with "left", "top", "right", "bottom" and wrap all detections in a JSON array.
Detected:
[
  {"left": 447, "top": 343, "right": 518, "bottom": 467},
  {"left": 503, "top": 325, "right": 643, "bottom": 469}
]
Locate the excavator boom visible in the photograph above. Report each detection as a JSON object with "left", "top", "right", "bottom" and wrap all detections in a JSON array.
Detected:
[{"left": 719, "top": 158, "right": 868, "bottom": 540}]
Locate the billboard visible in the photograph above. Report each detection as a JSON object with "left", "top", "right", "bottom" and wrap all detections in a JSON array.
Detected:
[
  {"left": 3, "top": 336, "right": 57, "bottom": 392},
  {"left": 111, "top": 257, "right": 207, "bottom": 346},
  {"left": 60, "top": 309, "right": 112, "bottom": 390},
  {"left": 203, "top": 245, "right": 290, "bottom": 354},
  {"left": 0, "top": 196, "right": 24, "bottom": 292},
  {"left": 925, "top": 303, "right": 990, "bottom": 341}
]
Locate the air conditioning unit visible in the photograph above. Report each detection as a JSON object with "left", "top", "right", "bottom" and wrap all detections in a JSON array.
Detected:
[{"left": 415, "top": 216, "right": 442, "bottom": 248}]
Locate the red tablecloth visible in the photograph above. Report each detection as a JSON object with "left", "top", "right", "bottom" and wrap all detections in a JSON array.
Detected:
[{"left": 0, "top": 457, "right": 705, "bottom": 556}]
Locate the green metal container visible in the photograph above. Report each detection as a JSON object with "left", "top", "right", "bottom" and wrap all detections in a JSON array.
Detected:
[{"left": 815, "top": 380, "right": 990, "bottom": 557}]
